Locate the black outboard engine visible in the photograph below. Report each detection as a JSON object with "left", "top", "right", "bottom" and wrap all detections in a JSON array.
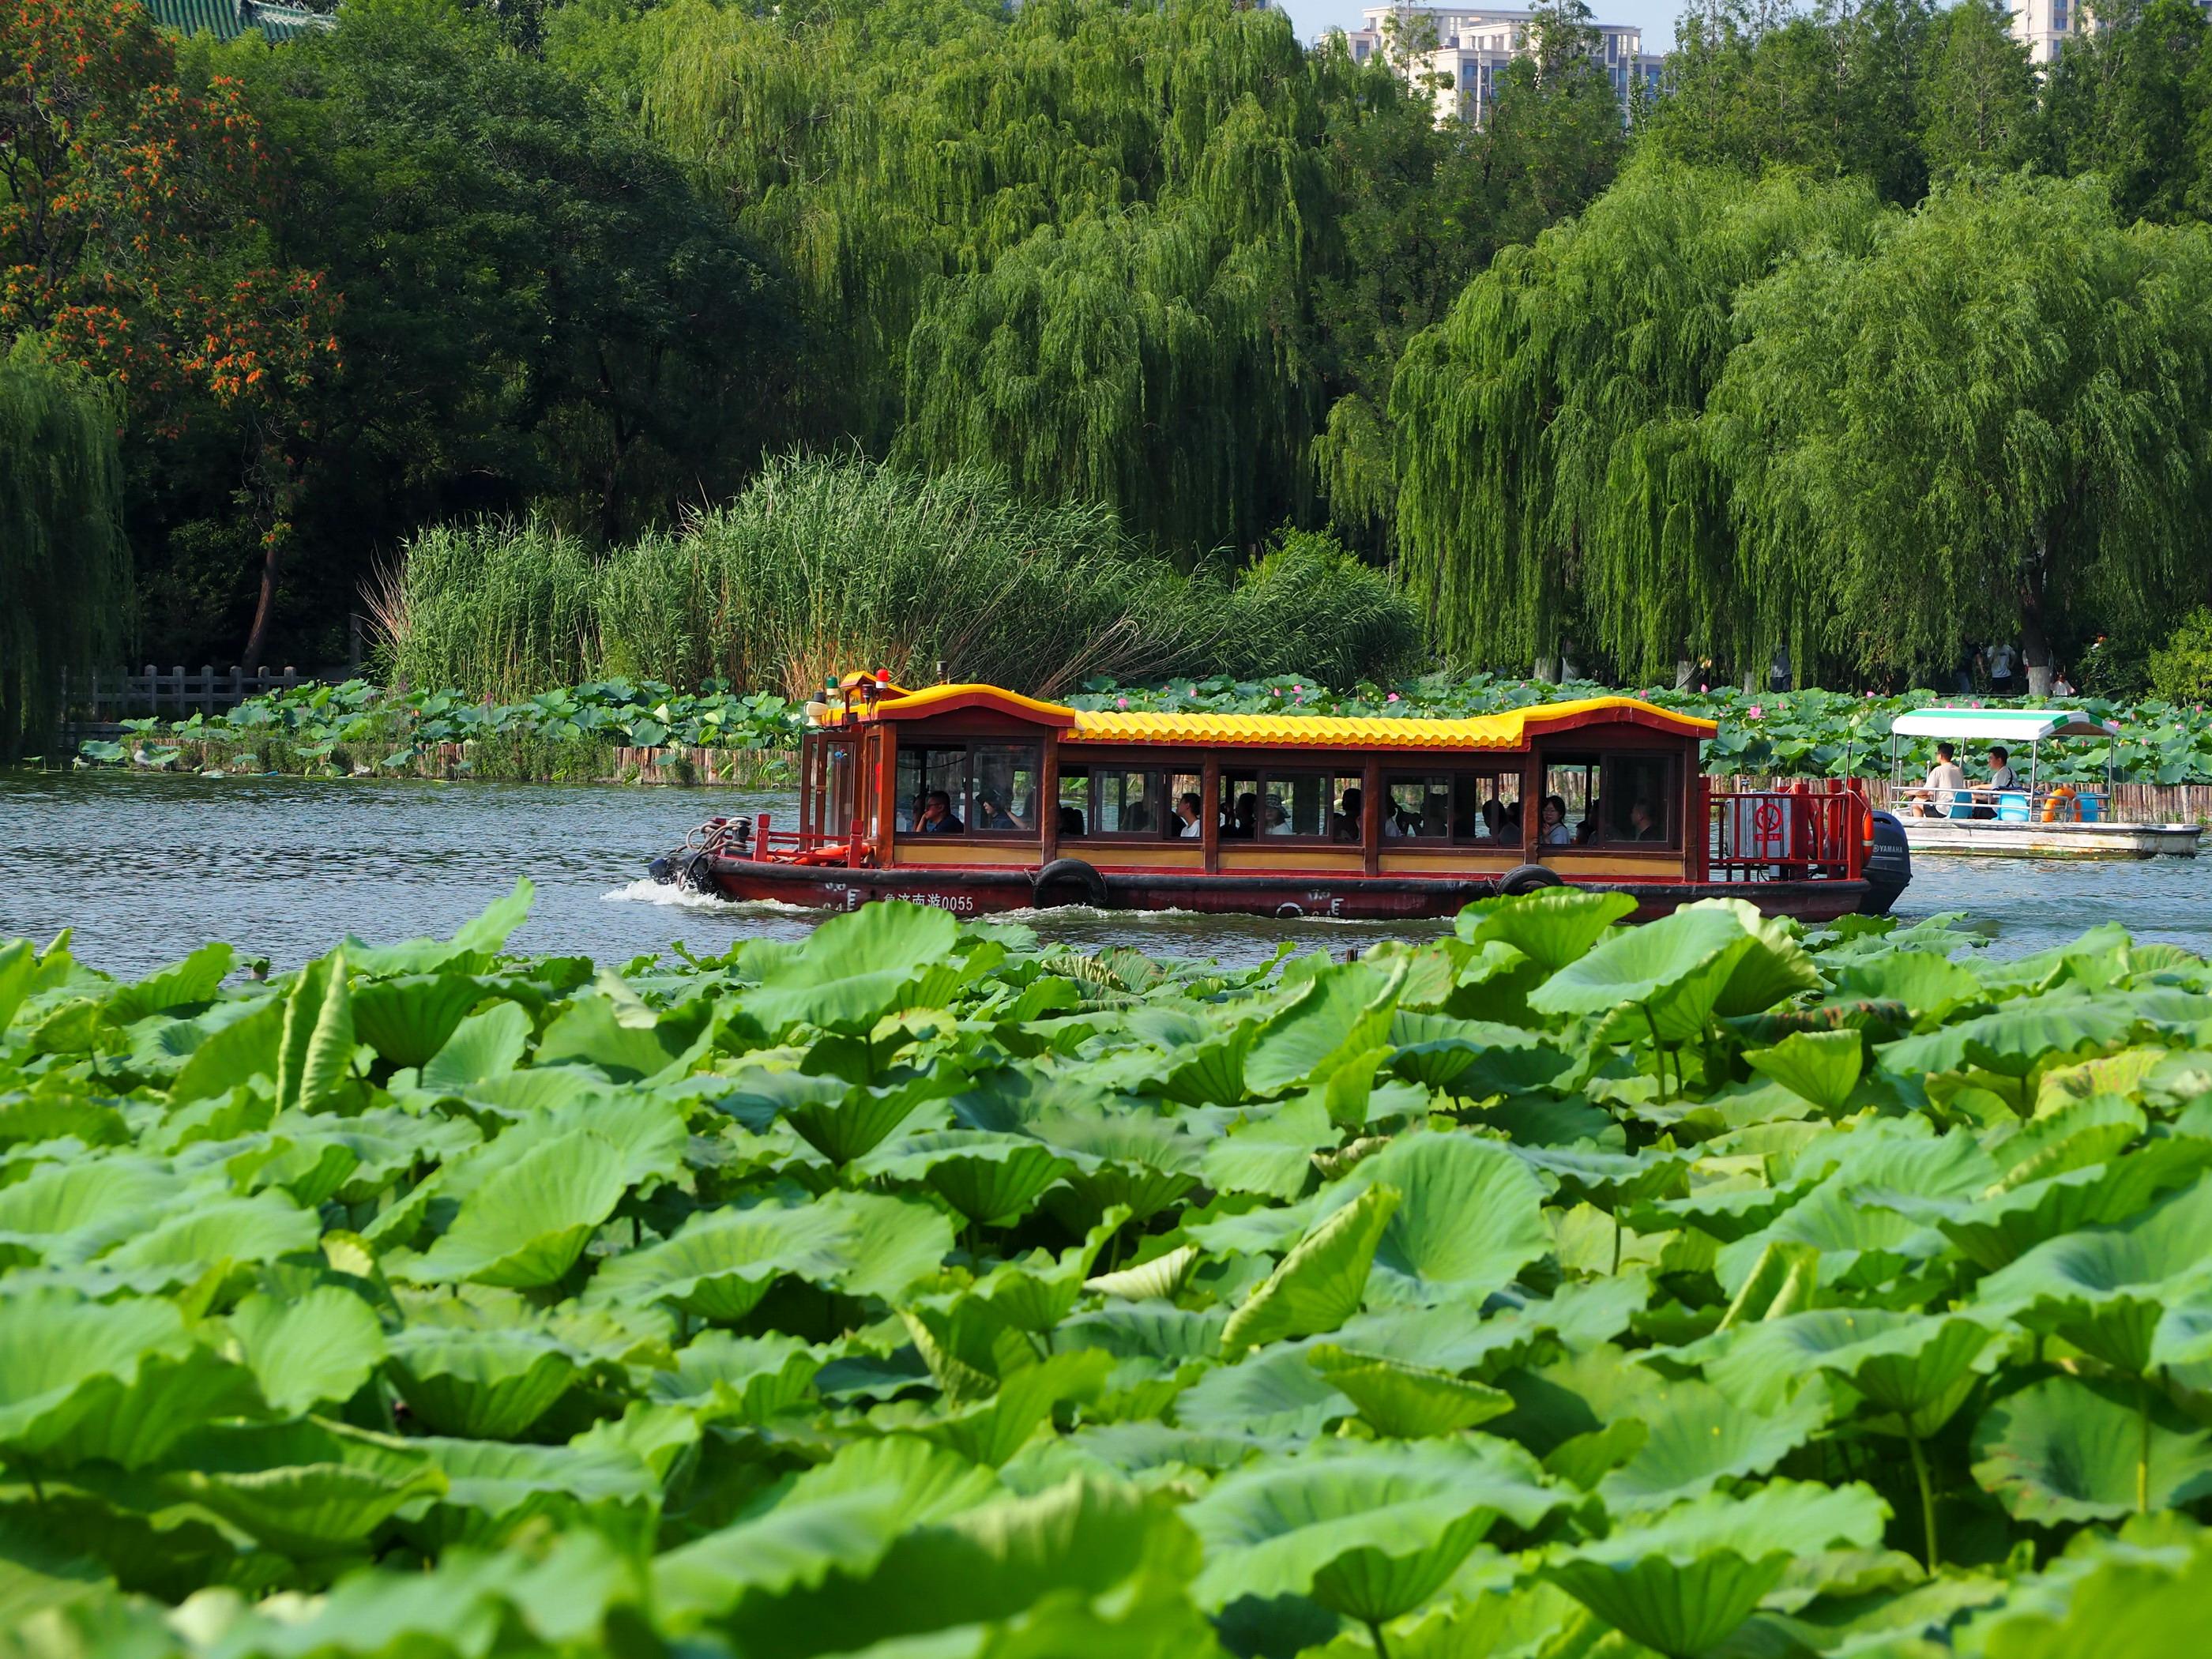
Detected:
[{"left": 1861, "top": 809, "right": 1912, "bottom": 915}]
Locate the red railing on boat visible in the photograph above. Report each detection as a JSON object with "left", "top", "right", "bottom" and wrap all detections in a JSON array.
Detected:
[
  {"left": 1702, "top": 781, "right": 1868, "bottom": 884},
  {"left": 694, "top": 814, "right": 873, "bottom": 867}
]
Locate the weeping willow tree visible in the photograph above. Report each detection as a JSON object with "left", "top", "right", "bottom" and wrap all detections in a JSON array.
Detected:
[
  {"left": 1710, "top": 172, "right": 2212, "bottom": 691},
  {"left": 643, "top": 0, "right": 1330, "bottom": 551},
  {"left": 0, "top": 344, "right": 128, "bottom": 758},
  {"left": 1389, "top": 159, "right": 1881, "bottom": 679}
]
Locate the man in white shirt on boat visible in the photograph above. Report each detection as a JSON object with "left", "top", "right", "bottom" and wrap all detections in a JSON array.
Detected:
[{"left": 1911, "top": 743, "right": 1969, "bottom": 817}]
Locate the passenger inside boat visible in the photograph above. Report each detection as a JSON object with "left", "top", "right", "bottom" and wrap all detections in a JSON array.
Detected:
[
  {"left": 1913, "top": 743, "right": 1967, "bottom": 817},
  {"left": 1058, "top": 805, "right": 1085, "bottom": 836},
  {"left": 1333, "top": 788, "right": 1364, "bottom": 842},
  {"left": 1225, "top": 792, "right": 1258, "bottom": 838},
  {"left": 1627, "top": 799, "right": 1661, "bottom": 841},
  {"left": 1170, "top": 792, "right": 1203, "bottom": 837},
  {"left": 916, "top": 790, "right": 964, "bottom": 833},
  {"left": 974, "top": 788, "right": 1028, "bottom": 831},
  {"left": 1540, "top": 795, "right": 1572, "bottom": 845}
]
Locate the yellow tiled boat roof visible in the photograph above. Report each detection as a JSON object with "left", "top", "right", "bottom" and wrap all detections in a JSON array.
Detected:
[{"left": 862, "top": 686, "right": 1714, "bottom": 749}]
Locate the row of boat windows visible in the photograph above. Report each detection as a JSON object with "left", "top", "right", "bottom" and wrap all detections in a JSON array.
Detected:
[{"left": 887, "top": 744, "right": 1678, "bottom": 846}]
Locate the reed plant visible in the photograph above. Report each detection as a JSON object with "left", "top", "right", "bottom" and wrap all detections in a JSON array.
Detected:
[
  {"left": 374, "top": 455, "right": 1418, "bottom": 699},
  {"left": 0, "top": 344, "right": 129, "bottom": 758}
]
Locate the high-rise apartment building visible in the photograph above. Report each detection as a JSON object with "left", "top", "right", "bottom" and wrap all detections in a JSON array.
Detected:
[
  {"left": 1339, "top": 6, "right": 1663, "bottom": 126},
  {"left": 2011, "top": 0, "right": 2078, "bottom": 62}
]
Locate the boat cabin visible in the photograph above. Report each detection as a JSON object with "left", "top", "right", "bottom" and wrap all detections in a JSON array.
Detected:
[{"left": 652, "top": 679, "right": 1881, "bottom": 921}]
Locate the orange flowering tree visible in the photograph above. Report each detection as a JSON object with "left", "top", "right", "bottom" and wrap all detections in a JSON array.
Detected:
[{"left": 1, "top": 0, "right": 338, "bottom": 664}]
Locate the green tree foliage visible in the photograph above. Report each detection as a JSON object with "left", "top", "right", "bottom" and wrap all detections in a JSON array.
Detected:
[
  {"left": 2041, "top": 0, "right": 2210, "bottom": 226},
  {"left": 1714, "top": 173, "right": 2212, "bottom": 690},
  {"left": 1917, "top": 0, "right": 2037, "bottom": 176},
  {"left": 2147, "top": 606, "right": 2212, "bottom": 702},
  {"left": 0, "top": 344, "right": 128, "bottom": 758},
  {"left": 1644, "top": 0, "right": 1933, "bottom": 205},
  {"left": 133, "top": 0, "right": 783, "bottom": 668},
  {"left": 1390, "top": 159, "right": 1880, "bottom": 680}
]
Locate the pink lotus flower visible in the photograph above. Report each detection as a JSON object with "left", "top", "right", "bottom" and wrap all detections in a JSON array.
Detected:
[
  {"left": 1116, "top": 698, "right": 1128, "bottom": 708},
  {"left": 1386, "top": 692, "right": 1400, "bottom": 702},
  {"left": 1749, "top": 705, "right": 1763, "bottom": 718}
]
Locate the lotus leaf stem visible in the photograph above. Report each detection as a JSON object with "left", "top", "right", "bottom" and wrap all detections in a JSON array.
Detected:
[
  {"left": 2139, "top": 1379, "right": 2154, "bottom": 1516},
  {"left": 1365, "top": 1618, "right": 1393, "bottom": 1659},
  {"left": 1907, "top": 1431, "right": 1939, "bottom": 1571}
]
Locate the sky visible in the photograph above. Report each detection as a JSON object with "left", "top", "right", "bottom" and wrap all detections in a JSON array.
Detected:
[{"left": 1272, "top": 0, "right": 1687, "bottom": 54}]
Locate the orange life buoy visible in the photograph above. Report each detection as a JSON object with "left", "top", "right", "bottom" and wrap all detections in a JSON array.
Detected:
[{"left": 2041, "top": 785, "right": 2076, "bottom": 823}]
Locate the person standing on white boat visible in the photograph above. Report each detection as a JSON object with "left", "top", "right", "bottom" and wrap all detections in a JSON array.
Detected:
[{"left": 1912, "top": 743, "right": 1969, "bottom": 816}]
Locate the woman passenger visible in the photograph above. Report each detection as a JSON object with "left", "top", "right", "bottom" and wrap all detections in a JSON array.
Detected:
[{"left": 1539, "top": 795, "right": 1572, "bottom": 845}]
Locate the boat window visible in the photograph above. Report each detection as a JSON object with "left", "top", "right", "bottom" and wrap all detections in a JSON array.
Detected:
[
  {"left": 897, "top": 746, "right": 970, "bottom": 833},
  {"left": 1221, "top": 772, "right": 1260, "bottom": 839},
  {"left": 1164, "top": 772, "right": 1204, "bottom": 838},
  {"left": 1603, "top": 754, "right": 1675, "bottom": 845},
  {"left": 1068, "top": 768, "right": 1179, "bottom": 836},
  {"left": 970, "top": 744, "right": 1041, "bottom": 834},
  {"left": 1450, "top": 772, "right": 1523, "bottom": 845},
  {"left": 1542, "top": 757, "right": 1601, "bottom": 846},
  {"left": 1056, "top": 770, "right": 1092, "bottom": 837},
  {"left": 1384, "top": 774, "right": 1452, "bottom": 839},
  {"left": 1262, "top": 773, "right": 1365, "bottom": 840}
]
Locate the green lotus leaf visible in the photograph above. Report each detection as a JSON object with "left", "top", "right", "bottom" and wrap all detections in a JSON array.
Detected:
[
  {"left": 1744, "top": 1029, "right": 1864, "bottom": 1113},
  {"left": 1596, "top": 1374, "right": 1831, "bottom": 1514},
  {"left": 155, "top": 1417, "right": 446, "bottom": 1557},
  {"left": 1222, "top": 1183, "right": 1400, "bottom": 1357},
  {"left": 970, "top": 1210, "right": 1126, "bottom": 1333},
  {"left": 1545, "top": 1480, "right": 1887, "bottom": 1659},
  {"left": 1724, "top": 1176, "right": 1947, "bottom": 1294},
  {"left": 1517, "top": 1145, "right": 1692, "bottom": 1213},
  {"left": 1832, "top": 950, "right": 1985, "bottom": 1019},
  {"left": 582, "top": 1198, "right": 855, "bottom": 1321},
  {"left": 419, "top": 1002, "right": 532, "bottom": 1093},
  {"left": 1695, "top": 899, "right": 1824, "bottom": 1018},
  {"left": 1979, "top": 1172, "right": 2212, "bottom": 1375},
  {"left": 276, "top": 949, "right": 356, "bottom": 1114},
  {"left": 1305, "top": 1345, "right": 1514, "bottom": 1438},
  {"left": 397, "top": 1438, "right": 658, "bottom": 1552},
  {"left": 1878, "top": 995, "right": 2137, "bottom": 1078},
  {"left": 1048, "top": 1161, "right": 1200, "bottom": 1230},
  {"left": 918, "top": 1348, "right": 1115, "bottom": 1466},
  {"left": 385, "top": 1327, "right": 582, "bottom": 1439},
  {"left": 1085, "top": 1244, "right": 1202, "bottom": 1301},
  {"left": 649, "top": 1331, "right": 825, "bottom": 1421},
  {"left": 231, "top": 1286, "right": 386, "bottom": 1416},
  {"left": 100, "top": 1191, "right": 320, "bottom": 1283},
  {"left": 784, "top": 1073, "right": 948, "bottom": 1168},
  {"left": 535, "top": 991, "right": 711, "bottom": 1082},
  {"left": 1176, "top": 1343, "right": 1352, "bottom": 1441},
  {"left": 393, "top": 1130, "right": 626, "bottom": 1288},
  {"left": 1333, "top": 1133, "right": 1552, "bottom": 1305},
  {"left": 0, "top": 1159, "right": 185, "bottom": 1267},
  {"left": 107, "top": 942, "right": 235, "bottom": 1023},
  {"left": 1184, "top": 1439, "right": 1559, "bottom": 1615},
  {"left": 1956, "top": 1503, "right": 2212, "bottom": 1656},
  {"left": 1992, "top": 1093, "right": 2145, "bottom": 1192},
  {"left": 1454, "top": 889, "right": 1638, "bottom": 973},
  {"left": 1532, "top": 905, "right": 1759, "bottom": 1041},
  {"left": 1244, "top": 964, "right": 1399, "bottom": 1094},
  {"left": 814, "top": 1188, "right": 956, "bottom": 1303},
  {"left": 1971, "top": 1373, "right": 2212, "bottom": 1524},
  {"left": 168, "top": 998, "right": 283, "bottom": 1106},
  {"left": 350, "top": 974, "right": 486, "bottom": 1068},
  {"left": 340, "top": 878, "right": 535, "bottom": 979},
  {"left": 1059, "top": 1304, "right": 1227, "bottom": 1364},
  {"left": 862, "top": 1130, "right": 1074, "bottom": 1225},
  {"left": 739, "top": 901, "right": 961, "bottom": 1036},
  {"left": 0, "top": 1290, "right": 265, "bottom": 1470},
  {"left": 1156, "top": 1020, "right": 1258, "bottom": 1108}
]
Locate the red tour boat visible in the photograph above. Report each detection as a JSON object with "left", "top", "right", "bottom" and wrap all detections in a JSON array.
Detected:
[{"left": 652, "top": 675, "right": 1907, "bottom": 922}]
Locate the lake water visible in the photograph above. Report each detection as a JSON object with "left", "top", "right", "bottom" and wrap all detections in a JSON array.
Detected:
[{"left": 5, "top": 772, "right": 2209, "bottom": 976}]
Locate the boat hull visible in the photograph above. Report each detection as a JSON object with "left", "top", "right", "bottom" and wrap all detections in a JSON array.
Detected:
[
  {"left": 1899, "top": 819, "right": 2202, "bottom": 860},
  {"left": 697, "top": 857, "right": 1875, "bottom": 924}
]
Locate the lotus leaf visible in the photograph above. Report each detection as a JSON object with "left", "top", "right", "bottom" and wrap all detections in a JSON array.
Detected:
[
  {"left": 583, "top": 1198, "right": 854, "bottom": 1321},
  {"left": 1971, "top": 1374, "right": 2212, "bottom": 1523},
  {"left": 1222, "top": 1183, "right": 1400, "bottom": 1356},
  {"left": 1454, "top": 890, "right": 1638, "bottom": 972},
  {"left": 1333, "top": 1133, "right": 1552, "bottom": 1304},
  {"left": 419, "top": 1002, "right": 532, "bottom": 1092},
  {"left": 1744, "top": 1029, "right": 1865, "bottom": 1113},
  {"left": 156, "top": 1418, "right": 446, "bottom": 1556},
  {"left": 1304, "top": 1345, "right": 1513, "bottom": 1438},
  {"left": 350, "top": 974, "right": 486, "bottom": 1069},
  {"left": 385, "top": 1328, "right": 582, "bottom": 1438},
  {"left": 393, "top": 1130, "right": 627, "bottom": 1288},
  {"left": 231, "top": 1287, "right": 386, "bottom": 1415}
]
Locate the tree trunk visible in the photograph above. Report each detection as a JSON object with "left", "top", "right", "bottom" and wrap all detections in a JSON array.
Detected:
[
  {"left": 2021, "top": 530, "right": 2053, "bottom": 698},
  {"left": 242, "top": 535, "right": 281, "bottom": 672},
  {"left": 1534, "top": 656, "right": 1559, "bottom": 683},
  {"left": 1676, "top": 658, "right": 1695, "bottom": 690}
]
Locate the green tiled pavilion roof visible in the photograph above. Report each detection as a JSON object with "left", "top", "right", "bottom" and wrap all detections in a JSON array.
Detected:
[{"left": 145, "top": 0, "right": 336, "bottom": 44}]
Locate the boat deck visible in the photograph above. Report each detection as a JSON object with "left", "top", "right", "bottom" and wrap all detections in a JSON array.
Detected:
[{"left": 1899, "top": 818, "right": 2201, "bottom": 859}]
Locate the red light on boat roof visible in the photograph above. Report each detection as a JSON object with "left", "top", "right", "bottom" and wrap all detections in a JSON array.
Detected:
[{"left": 875, "top": 668, "right": 890, "bottom": 689}]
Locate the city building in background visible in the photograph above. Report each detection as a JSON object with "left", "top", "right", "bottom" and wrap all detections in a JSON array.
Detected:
[
  {"left": 2010, "top": 0, "right": 2076, "bottom": 62},
  {"left": 1341, "top": 6, "right": 1663, "bottom": 126}
]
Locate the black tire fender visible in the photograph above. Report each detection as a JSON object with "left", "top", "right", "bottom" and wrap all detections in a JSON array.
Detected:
[
  {"left": 1032, "top": 857, "right": 1112, "bottom": 909},
  {"left": 1498, "top": 863, "right": 1563, "bottom": 897},
  {"left": 680, "top": 851, "right": 720, "bottom": 893}
]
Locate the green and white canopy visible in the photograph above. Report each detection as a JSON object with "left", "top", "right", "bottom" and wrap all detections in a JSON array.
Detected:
[{"left": 1889, "top": 707, "right": 2119, "bottom": 743}]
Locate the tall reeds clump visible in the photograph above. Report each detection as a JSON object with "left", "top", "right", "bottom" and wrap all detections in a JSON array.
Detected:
[
  {"left": 375, "top": 455, "right": 1420, "bottom": 700},
  {"left": 0, "top": 344, "right": 128, "bottom": 758},
  {"left": 374, "top": 519, "right": 602, "bottom": 700}
]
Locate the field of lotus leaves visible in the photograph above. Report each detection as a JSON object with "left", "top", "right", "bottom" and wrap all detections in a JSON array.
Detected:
[
  {"left": 66, "top": 673, "right": 2212, "bottom": 789},
  {"left": 9, "top": 887, "right": 2212, "bottom": 1656}
]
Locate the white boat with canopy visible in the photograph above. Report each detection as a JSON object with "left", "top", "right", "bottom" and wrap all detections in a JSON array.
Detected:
[{"left": 1887, "top": 706, "right": 2199, "bottom": 858}]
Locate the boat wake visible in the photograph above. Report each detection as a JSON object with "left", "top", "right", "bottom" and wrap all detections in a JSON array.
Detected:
[{"left": 602, "top": 878, "right": 814, "bottom": 916}]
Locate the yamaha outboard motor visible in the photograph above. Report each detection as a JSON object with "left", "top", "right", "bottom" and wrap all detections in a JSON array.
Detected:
[{"left": 1861, "top": 809, "right": 1911, "bottom": 915}]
